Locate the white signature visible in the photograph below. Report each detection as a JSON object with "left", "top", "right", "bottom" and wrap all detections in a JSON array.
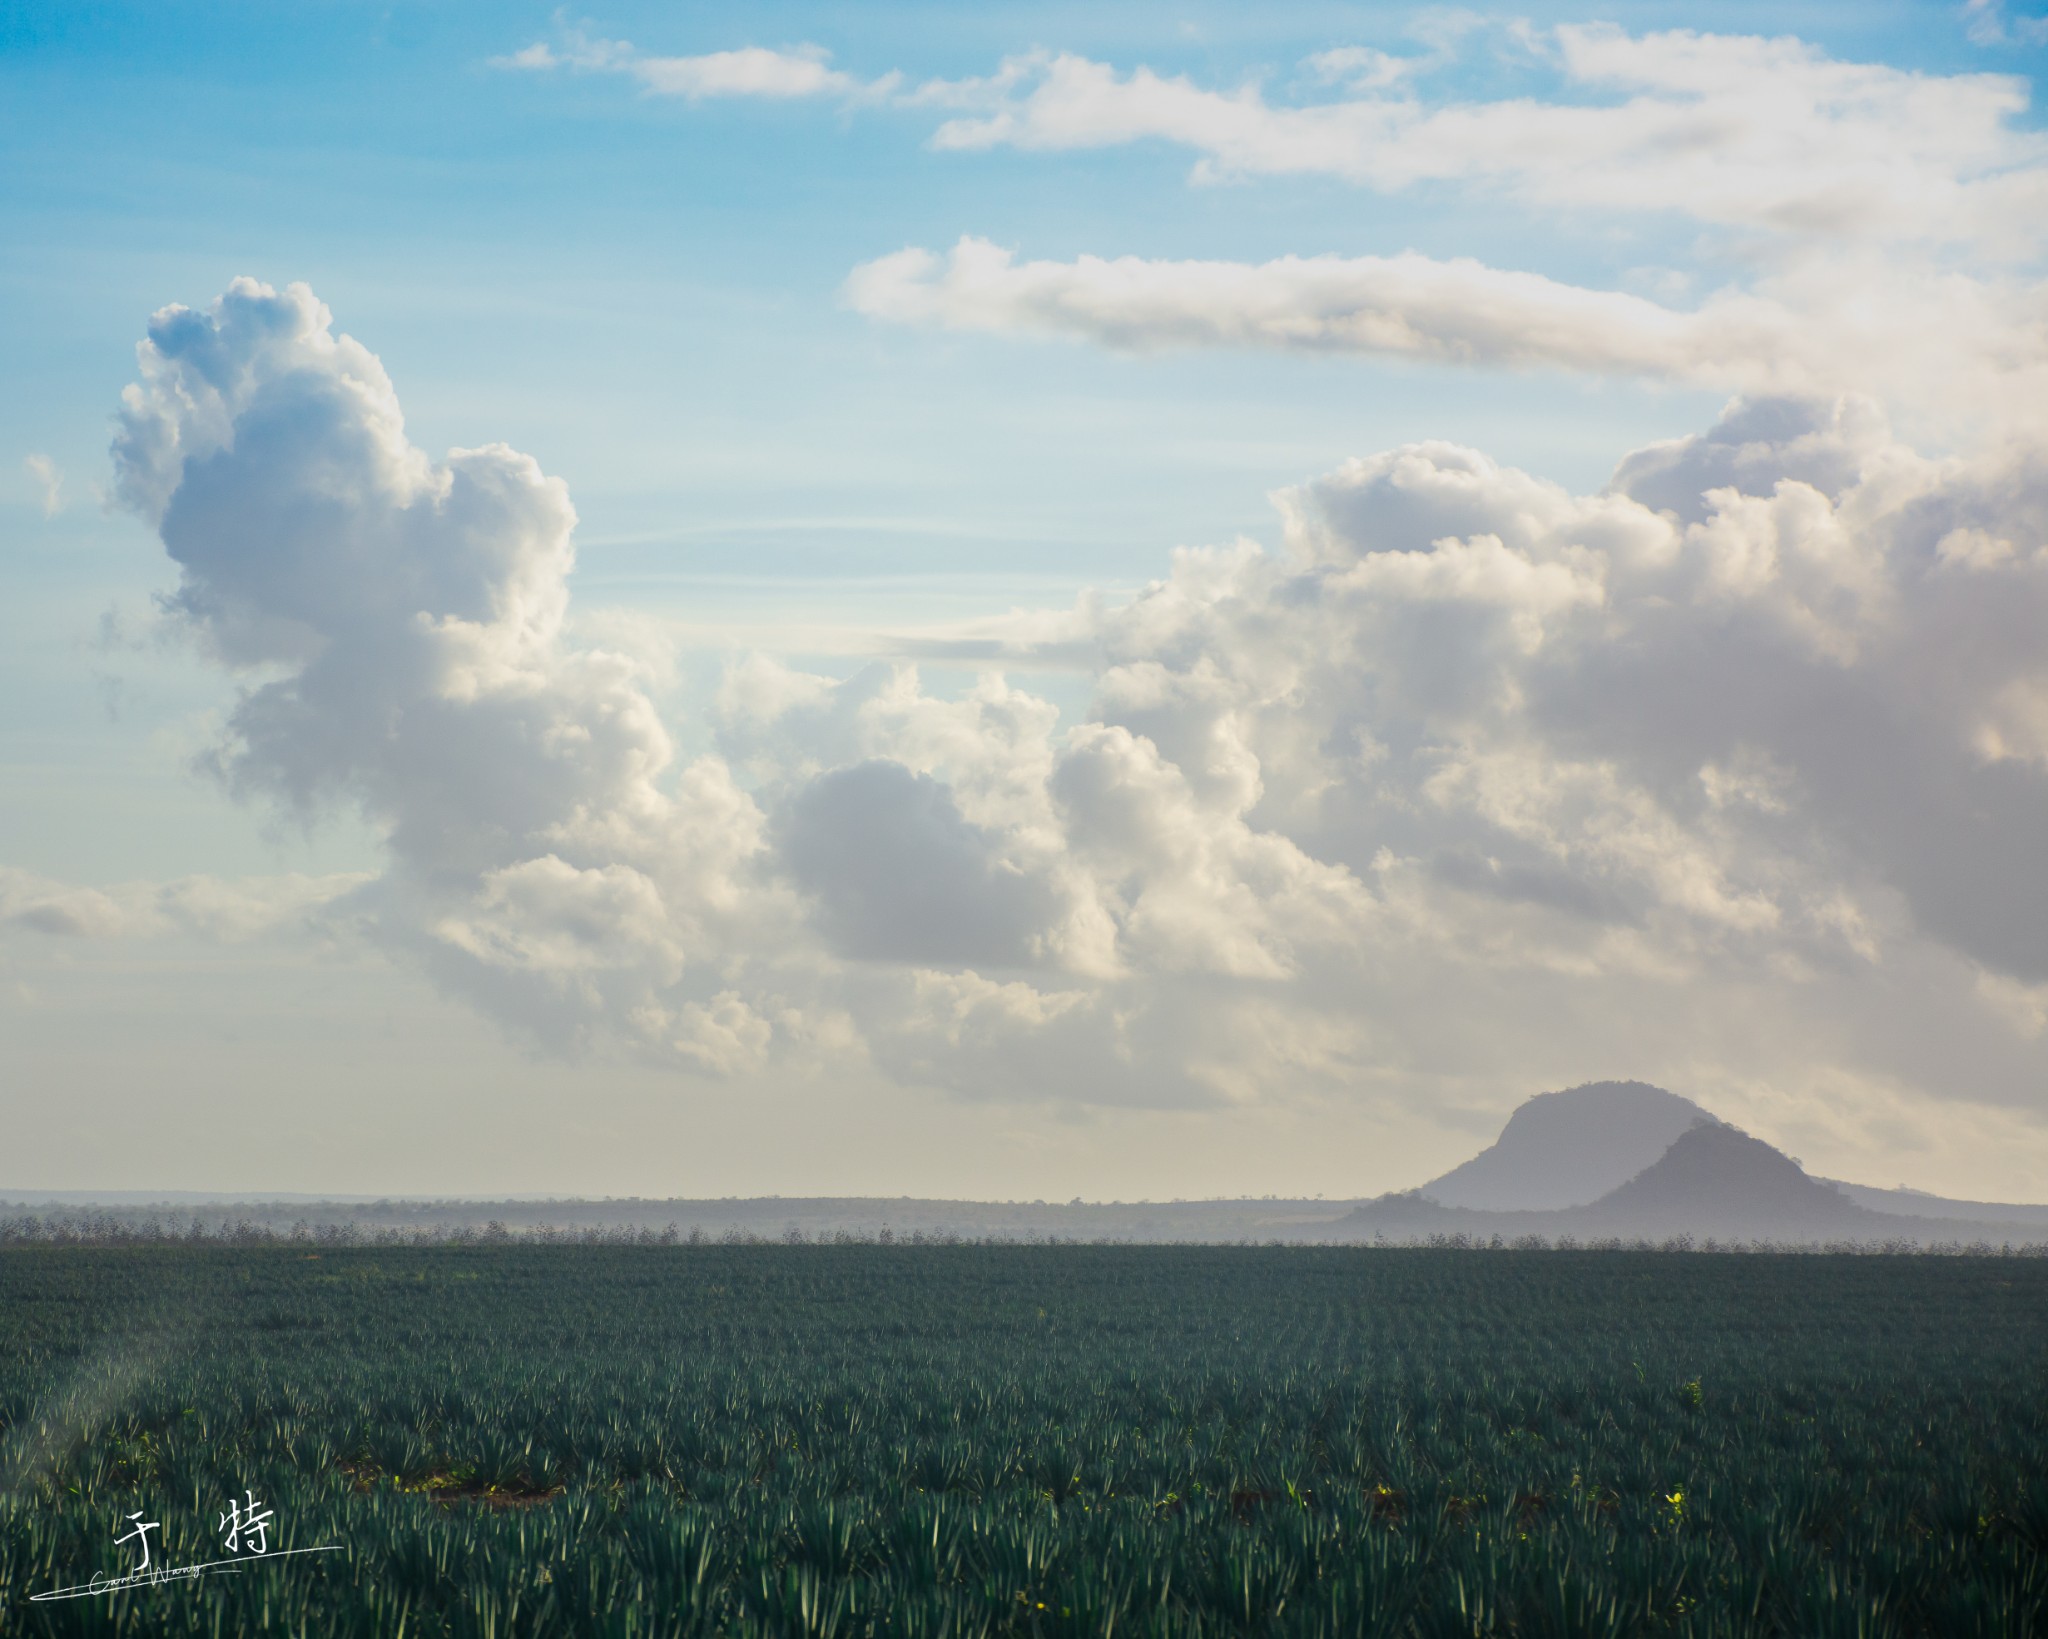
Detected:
[{"left": 29, "top": 1492, "right": 342, "bottom": 1603}]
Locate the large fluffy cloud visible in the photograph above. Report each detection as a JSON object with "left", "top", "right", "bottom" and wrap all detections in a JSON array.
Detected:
[
  {"left": 111, "top": 279, "right": 783, "bottom": 1062},
  {"left": 85, "top": 279, "right": 2047, "bottom": 1143},
  {"left": 1071, "top": 399, "right": 2048, "bottom": 991}
]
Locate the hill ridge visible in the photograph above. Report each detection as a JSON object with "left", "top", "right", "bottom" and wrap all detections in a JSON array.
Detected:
[{"left": 1421, "top": 1080, "right": 1719, "bottom": 1211}]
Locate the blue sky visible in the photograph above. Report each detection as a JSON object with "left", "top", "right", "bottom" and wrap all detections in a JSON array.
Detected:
[{"left": 3, "top": 2, "right": 2046, "bottom": 1197}]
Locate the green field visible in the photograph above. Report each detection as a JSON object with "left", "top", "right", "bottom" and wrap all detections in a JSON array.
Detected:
[{"left": 0, "top": 1246, "right": 2043, "bottom": 1636}]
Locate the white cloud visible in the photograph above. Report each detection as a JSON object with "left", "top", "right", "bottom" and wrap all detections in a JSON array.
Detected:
[
  {"left": 96, "top": 281, "right": 2048, "bottom": 1157},
  {"left": 1103, "top": 396, "right": 2048, "bottom": 990},
  {"left": 433, "top": 857, "right": 685, "bottom": 977},
  {"left": 499, "top": 25, "right": 2048, "bottom": 256},
  {"left": 1302, "top": 46, "right": 1420, "bottom": 93},
  {"left": 779, "top": 760, "right": 1063, "bottom": 967},
  {"left": 919, "top": 33, "right": 2048, "bottom": 257},
  {"left": 844, "top": 239, "right": 2048, "bottom": 439},
  {"left": 666, "top": 990, "right": 777, "bottom": 1076},
  {"left": 635, "top": 46, "right": 875, "bottom": 100},
  {"left": 1975, "top": 968, "right": 2048, "bottom": 1038},
  {"left": 1964, "top": 0, "right": 2048, "bottom": 47},
  {"left": 22, "top": 454, "right": 62, "bottom": 516},
  {"left": 492, "top": 27, "right": 891, "bottom": 101},
  {"left": 0, "top": 867, "right": 365, "bottom": 941},
  {"left": 1050, "top": 722, "right": 1372, "bottom": 980},
  {"left": 490, "top": 41, "right": 561, "bottom": 71},
  {"left": 506, "top": 25, "right": 2048, "bottom": 439},
  {"left": 110, "top": 278, "right": 789, "bottom": 1062},
  {"left": 844, "top": 238, "right": 1794, "bottom": 378}
]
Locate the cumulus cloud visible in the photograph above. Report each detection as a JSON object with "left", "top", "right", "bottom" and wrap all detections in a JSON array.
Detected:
[
  {"left": 780, "top": 761, "right": 1060, "bottom": 967},
  {"left": 1061, "top": 396, "right": 2048, "bottom": 994},
  {"left": 111, "top": 278, "right": 785, "bottom": 1065},
  {"left": 99, "top": 280, "right": 2048, "bottom": 1144}
]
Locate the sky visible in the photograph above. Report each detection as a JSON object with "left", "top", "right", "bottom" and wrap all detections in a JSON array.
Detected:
[{"left": 3, "top": 1, "right": 2047, "bottom": 1202}]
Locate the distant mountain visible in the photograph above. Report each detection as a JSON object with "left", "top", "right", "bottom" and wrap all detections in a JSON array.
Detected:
[
  {"left": 1421, "top": 1081, "right": 1721, "bottom": 1210},
  {"left": 1340, "top": 1084, "right": 2047, "bottom": 1245},
  {"left": 1574, "top": 1122, "right": 1870, "bottom": 1239}
]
